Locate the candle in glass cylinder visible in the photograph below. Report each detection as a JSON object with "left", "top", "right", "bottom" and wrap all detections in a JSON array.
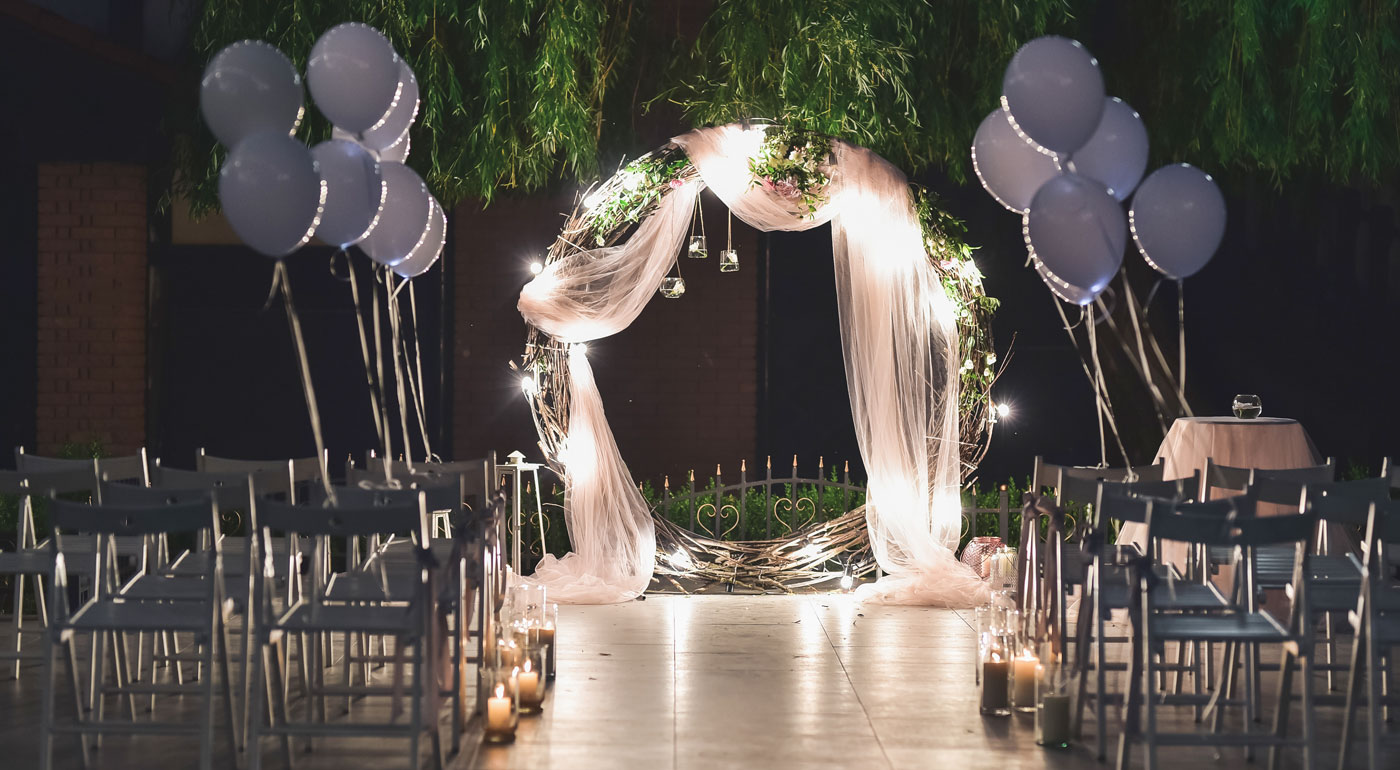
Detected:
[
  {"left": 483, "top": 683, "right": 515, "bottom": 743},
  {"left": 1012, "top": 651, "right": 1038, "bottom": 711},
  {"left": 980, "top": 649, "right": 1010, "bottom": 715},
  {"left": 540, "top": 624, "right": 556, "bottom": 680},
  {"left": 1036, "top": 694, "right": 1072, "bottom": 748},
  {"left": 518, "top": 659, "right": 543, "bottom": 714}
]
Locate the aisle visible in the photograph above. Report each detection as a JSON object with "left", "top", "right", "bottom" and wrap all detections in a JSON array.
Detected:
[{"left": 469, "top": 595, "right": 1080, "bottom": 770}]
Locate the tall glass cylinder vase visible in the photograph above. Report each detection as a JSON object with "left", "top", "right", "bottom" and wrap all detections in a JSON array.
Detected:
[
  {"left": 483, "top": 646, "right": 520, "bottom": 744},
  {"left": 979, "top": 614, "right": 1012, "bottom": 717},
  {"left": 1035, "top": 645, "right": 1074, "bottom": 749}
]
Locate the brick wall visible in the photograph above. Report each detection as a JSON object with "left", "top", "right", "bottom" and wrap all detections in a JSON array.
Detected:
[
  {"left": 34, "top": 162, "right": 147, "bottom": 455},
  {"left": 452, "top": 188, "right": 761, "bottom": 484}
]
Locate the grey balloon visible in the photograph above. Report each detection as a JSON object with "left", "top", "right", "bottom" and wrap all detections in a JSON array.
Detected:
[
  {"left": 1068, "top": 97, "right": 1149, "bottom": 201},
  {"left": 1002, "top": 36, "right": 1105, "bottom": 154},
  {"left": 1034, "top": 258, "right": 1098, "bottom": 306},
  {"left": 362, "top": 162, "right": 431, "bottom": 267},
  {"left": 218, "top": 131, "right": 324, "bottom": 257},
  {"left": 199, "top": 40, "right": 304, "bottom": 148},
  {"left": 311, "top": 139, "right": 385, "bottom": 248},
  {"left": 1129, "top": 164, "right": 1226, "bottom": 280},
  {"left": 393, "top": 197, "right": 446, "bottom": 278},
  {"left": 334, "top": 124, "right": 411, "bottom": 163},
  {"left": 972, "top": 108, "right": 1062, "bottom": 213},
  {"left": 307, "top": 23, "right": 400, "bottom": 135},
  {"left": 1023, "top": 172, "right": 1126, "bottom": 295},
  {"left": 362, "top": 61, "right": 419, "bottom": 151}
]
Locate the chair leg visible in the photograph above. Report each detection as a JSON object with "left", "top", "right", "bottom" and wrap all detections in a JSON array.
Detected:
[
  {"left": 1337, "top": 624, "right": 1362, "bottom": 770},
  {"left": 200, "top": 634, "right": 215, "bottom": 770},
  {"left": 410, "top": 639, "right": 423, "bottom": 770},
  {"left": 1300, "top": 648, "right": 1316, "bottom": 770},
  {"left": 113, "top": 630, "right": 137, "bottom": 720},
  {"left": 88, "top": 629, "right": 108, "bottom": 749},
  {"left": 247, "top": 633, "right": 265, "bottom": 770},
  {"left": 1211, "top": 641, "right": 1239, "bottom": 734},
  {"left": 11, "top": 572, "right": 25, "bottom": 680},
  {"left": 1144, "top": 639, "right": 1158, "bottom": 770},
  {"left": 1097, "top": 597, "right": 1108, "bottom": 761},
  {"left": 1268, "top": 642, "right": 1297, "bottom": 770},
  {"left": 268, "top": 639, "right": 295, "bottom": 767},
  {"left": 1324, "top": 611, "right": 1337, "bottom": 692},
  {"left": 342, "top": 630, "right": 353, "bottom": 715},
  {"left": 1365, "top": 617, "right": 1382, "bottom": 770},
  {"left": 1244, "top": 640, "right": 1258, "bottom": 761},
  {"left": 216, "top": 614, "right": 238, "bottom": 765},
  {"left": 64, "top": 632, "right": 92, "bottom": 769},
  {"left": 37, "top": 621, "right": 56, "bottom": 770}
]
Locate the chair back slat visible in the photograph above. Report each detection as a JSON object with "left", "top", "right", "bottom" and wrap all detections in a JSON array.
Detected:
[
  {"left": 0, "top": 466, "right": 100, "bottom": 496},
  {"left": 1147, "top": 497, "right": 1319, "bottom": 547},
  {"left": 1303, "top": 478, "right": 1391, "bottom": 524},
  {"left": 1095, "top": 488, "right": 1153, "bottom": 525},
  {"left": 257, "top": 496, "right": 427, "bottom": 538},
  {"left": 49, "top": 497, "right": 216, "bottom": 537},
  {"left": 334, "top": 474, "right": 463, "bottom": 513},
  {"left": 1118, "top": 473, "right": 1201, "bottom": 502},
  {"left": 1035, "top": 455, "right": 1165, "bottom": 494},
  {"left": 16, "top": 447, "right": 148, "bottom": 486}
]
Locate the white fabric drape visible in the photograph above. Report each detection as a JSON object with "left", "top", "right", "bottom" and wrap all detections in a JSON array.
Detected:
[{"left": 519, "top": 123, "right": 987, "bottom": 606}]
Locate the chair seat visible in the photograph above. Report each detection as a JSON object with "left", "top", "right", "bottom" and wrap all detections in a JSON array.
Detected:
[
  {"left": 120, "top": 574, "right": 215, "bottom": 602},
  {"left": 1259, "top": 554, "right": 1361, "bottom": 588},
  {"left": 67, "top": 598, "right": 215, "bottom": 633},
  {"left": 274, "top": 602, "right": 422, "bottom": 635},
  {"left": 0, "top": 549, "right": 53, "bottom": 575},
  {"left": 1102, "top": 579, "right": 1228, "bottom": 611},
  {"left": 1149, "top": 611, "right": 1289, "bottom": 642}
]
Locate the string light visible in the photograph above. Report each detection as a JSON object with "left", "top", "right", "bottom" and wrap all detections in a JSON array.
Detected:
[
  {"left": 997, "top": 403, "right": 1010, "bottom": 419},
  {"left": 529, "top": 261, "right": 543, "bottom": 275},
  {"left": 521, "top": 375, "right": 538, "bottom": 396}
]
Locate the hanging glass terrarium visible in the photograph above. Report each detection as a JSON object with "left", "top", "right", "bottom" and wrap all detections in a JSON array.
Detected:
[
  {"left": 687, "top": 235, "right": 708, "bottom": 259},
  {"left": 720, "top": 249, "right": 739, "bottom": 272},
  {"left": 660, "top": 276, "right": 686, "bottom": 298}
]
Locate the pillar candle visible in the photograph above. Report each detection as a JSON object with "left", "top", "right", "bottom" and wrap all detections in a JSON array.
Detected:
[
  {"left": 981, "top": 655, "right": 1009, "bottom": 714},
  {"left": 1036, "top": 695, "right": 1071, "bottom": 747},
  {"left": 1013, "top": 652, "right": 1038, "bottom": 708},
  {"left": 486, "top": 684, "right": 512, "bottom": 731}
]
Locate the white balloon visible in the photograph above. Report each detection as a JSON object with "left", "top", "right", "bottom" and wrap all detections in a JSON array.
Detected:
[
  {"left": 1002, "top": 36, "right": 1105, "bottom": 154},
  {"left": 1023, "top": 173, "right": 1125, "bottom": 295},
  {"left": 363, "top": 61, "right": 419, "bottom": 151},
  {"left": 1068, "top": 97, "right": 1149, "bottom": 201},
  {"left": 362, "top": 162, "right": 431, "bottom": 267},
  {"left": 393, "top": 197, "right": 446, "bottom": 278},
  {"left": 199, "top": 40, "right": 304, "bottom": 148},
  {"left": 333, "top": 124, "right": 411, "bottom": 163},
  {"left": 219, "top": 131, "right": 324, "bottom": 258},
  {"left": 971, "top": 108, "right": 1062, "bottom": 213},
  {"left": 311, "top": 139, "right": 385, "bottom": 248},
  {"left": 1033, "top": 258, "right": 1097, "bottom": 306},
  {"left": 307, "top": 23, "right": 400, "bottom": 135},
  {"left": 1129, "top": 164, "right": 1227, "bottom": 279}
]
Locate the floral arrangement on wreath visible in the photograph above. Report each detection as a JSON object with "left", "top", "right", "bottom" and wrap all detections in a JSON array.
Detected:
[
  {"left": 522, "top": 128, "right": 1001, "bottom": 480},
  {"left": 747, "top": 126, "right": 835, "bottom": 218}
]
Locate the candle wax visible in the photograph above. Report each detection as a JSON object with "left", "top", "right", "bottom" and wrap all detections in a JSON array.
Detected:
[
  {"left": 981, "top": 660, "right": 1009, "bottom": 713},
  {"left": 1036, "top": 694, "right": 1071, "bottom": 747},
  {"left": 1013, "top": 655, "right": 1038, "bottom": 708}
]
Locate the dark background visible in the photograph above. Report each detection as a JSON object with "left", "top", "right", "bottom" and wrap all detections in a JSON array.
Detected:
[{"left": 3, "top": 1, "right": 1398, "bottom": 488}]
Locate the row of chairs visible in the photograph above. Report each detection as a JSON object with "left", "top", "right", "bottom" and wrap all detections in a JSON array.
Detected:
[
  {"left": 0, "top": 447, "right": 514, "bottom": 770},
  {"left": 1028, "top": 456, "right": 1400, "bottom": 770}
]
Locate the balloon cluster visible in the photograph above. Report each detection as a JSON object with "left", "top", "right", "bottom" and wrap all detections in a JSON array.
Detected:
[
  {"left": 973, "top": 36, "right": 1226, "bottom": 305},
  {"left": 200, "top": 24, "right": 445, "bottom": 278}
]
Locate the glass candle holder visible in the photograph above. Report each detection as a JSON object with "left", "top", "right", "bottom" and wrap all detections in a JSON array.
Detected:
[
  {"left": 719, "top": 249, "right": 739, "bottom": 272},
  {"left": 1035, "top": 652, "right": 1074, "bottom": 749},
  {"left": 1232, "top": 394, "right": 1262, "bottom": 419},
  {"left": 989, "top": 546, "right": 1018, "bottom": 591},
  {"left": 1010, "top": 628, "right": 1038, "bottom": 713},
  {"left": 482, "top": 653, "right": 519, "bottom": 744},
  {"left": 979, "top": 631, "right": 1012, "bottom": 716},
  {"left": 973, "top": 605, "right": 990, "bottom": 685},
  {"left": 660, "top": 276, "right": 686, "bottom": 298},
  {"left": 541, "top": 602, "right": 558, "bottom": 681},
  {"left": 687, "top": 235, "right": 708, "bottom": 258},
  {"left": 516, "top": 643, "right": 547, "bottom": 715},
  {"left": 497, "top": 636, "right": 521, "bottom": 672},
  {"left": 508, "top": 584, "right": 547, "bottom": 627}
]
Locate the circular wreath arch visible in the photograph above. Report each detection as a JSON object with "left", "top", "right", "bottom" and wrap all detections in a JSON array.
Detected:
[{"left": 517, "top": 124, "right": 1000, "bottom": 604}]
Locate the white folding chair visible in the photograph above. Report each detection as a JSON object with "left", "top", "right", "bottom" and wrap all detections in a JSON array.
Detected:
[
  {"left": 246, "top": 492, "right": 443, "bottom": 770},
  {"left": 0, "top": 466, "right": 100, "bottom": 679},
  {"left": 1338, "top": 499, "right": 1400, "bottom": 770},
  {"left": 37, "top": 495, "right": 235, "bottom": 770},
  {"left": 1119, "top": 494, "right": 1318, "bottom": 770}
]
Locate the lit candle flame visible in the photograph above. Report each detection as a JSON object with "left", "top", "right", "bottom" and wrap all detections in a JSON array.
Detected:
[{"left": 494, "top": 684, "right": 505, "bottom": 699}]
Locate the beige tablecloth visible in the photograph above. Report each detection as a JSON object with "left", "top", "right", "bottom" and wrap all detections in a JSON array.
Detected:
[{"left": 1117, "top": 416, "right": 1323, "bottom": 572}]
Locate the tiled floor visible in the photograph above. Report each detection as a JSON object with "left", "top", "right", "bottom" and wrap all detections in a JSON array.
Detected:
[{"left": 0, "top": 594, "right": 1393, "bottom": 769}]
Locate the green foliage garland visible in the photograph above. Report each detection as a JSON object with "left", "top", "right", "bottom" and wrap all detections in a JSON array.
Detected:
[{"left": 174, "top": 0, "right": 1400, "bottom": 216}]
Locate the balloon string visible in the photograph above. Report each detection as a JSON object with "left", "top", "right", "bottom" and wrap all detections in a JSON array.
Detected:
[
  {"left": 1087, "top": 314, "right": 1132, "bottom": 470},
  {"left": 274, "top": 260, "right": 335, "bottom": 506},
  {"left": 1102, "top": 275, "right": 1170, "bottom": 435},
  {"left": 1051, "top": 294, "right": 1129, "bottom": 467},
  {"left": 1176, "top": 279, "right": 1186, "bottom": 402},
  {"left": 406, "top": 281, "right": 438, "bottom": 461},
  {"left": 371, "top": 267, "right": 394, "bottom": 465},
  {"left": 348, "top": 259, "right": 389, "bottom": 461},
  {"left": 386, "top": 276, "right": 415, "bottom": 464},
  {"left": 1132, "top": 283, "right": 1192, "bottom": 416},
  {"left": 1086, "top": 309, "right": 1107, "bottom": 465}
]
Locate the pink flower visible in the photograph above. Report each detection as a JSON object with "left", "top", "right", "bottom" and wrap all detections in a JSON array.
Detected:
[
  {"left": 760, "top": 177, "right": 777, "bottom": 191},
  {"left": 940, "top": 260, "right": 955, "bottom": 270},
  {"left": 774, "top": 178, "right": 800, "bottom": 199},
  {"left": 668, "top": 178, "right": 685, "bottom": 189}
]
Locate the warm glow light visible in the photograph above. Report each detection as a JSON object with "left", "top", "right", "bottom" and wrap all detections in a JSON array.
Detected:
[
  {"left": 521, "top": 376, "right": 537, "bottom": 396},
  {"left": 573, "top": 343, "right": 588, "bottom": 357},
  {"left": 996, "top": 403, "right": 1010, "bottom": 418},
  {"left": 494, "top": 684, "right": 505, "bottom": 698},
  {"left": 839, "top": 573, "right": 854, "bottom": 591},
  {"left": 668, "top": 548, "right": 694, "bottom": 571},
  {"left": 529, "top": 261, "right": 544, "bottom": 275}
]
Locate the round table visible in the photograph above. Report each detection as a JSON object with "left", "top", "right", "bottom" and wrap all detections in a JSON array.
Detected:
[{"left": 1117, "top": 416, "right": 1323, "bottom": 569}]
